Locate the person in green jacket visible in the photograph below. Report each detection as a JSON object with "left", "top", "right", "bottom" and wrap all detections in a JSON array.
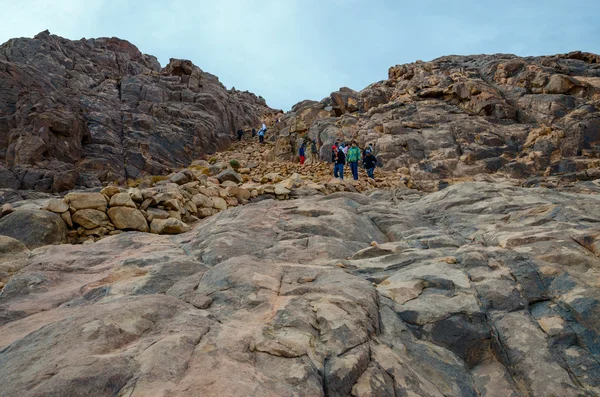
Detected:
[{"left": 346, "top": 140, "right": 361, "bottom": 180}]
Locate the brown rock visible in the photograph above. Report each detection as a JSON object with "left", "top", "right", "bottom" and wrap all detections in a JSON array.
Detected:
[
  {"left": 61, "top": 211, "right": 73, "bottom": 228},
  {"left": 72, "top": 209, "right": 109, "bottom": 230},
  {"left": 44, "top": 199, "right": 69, "bottom": 213},
  {"left": 107, "top": 207, "right": 149, "bottom": 232},
  {"left": 150, "top": 218, "right": 190, "bottom": 234},
  {"left": 64, "top": 192, "right": 107, "bottom": 211},
  {"left": 100, "top": 186, "right": 122, "bottom": 198},
  {"left": 211, "top": 197, "right": 228, "bottom": 211},
  {"left": 109, "top": 193, "right": 137, "bottom": 208}
]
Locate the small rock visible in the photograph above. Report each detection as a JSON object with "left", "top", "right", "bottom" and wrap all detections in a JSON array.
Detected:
[
  {"left": 150, "top": 218, "right": 190, "bottom": 234},
  {"left": 211, "top": 197, "right": 228, "bottom": 211},
  {"left": 61, "top": 211, "right": 73, "bottom": 228},
  {"left": 44, "top": 199, "right": 69, "bottom": 213},
  {"left": 109, "top": 193, "right": 137, "bottom": 208},
  {"left": 72, "top": 209, "right": 109, "bottom": 230},
  {"left": 1, "top": 203, "right": 14, "bottom": 217},
  {"left": 107, "top": 207, "right": 149, "bottom": 232},
  {"left": 216, "top": 169, "right": 243, "bottom": 184},
  {"left": 100, "top": 186, "right": 122, "bottom": 198},
  {"left": 190, "top": 294, "right": 213, "bottom": 309},
  {"left": 64, "top": 192, "right": 108, "bottom": 211}
]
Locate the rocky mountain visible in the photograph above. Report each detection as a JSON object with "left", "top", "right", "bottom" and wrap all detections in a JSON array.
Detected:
[
  {"left": 1, "top": 32, "right": 600, "bottom": 397},
  {"left": 276, "top": 52, "right": 600, "bottom": 190},
  {"left": 0, "top": 30, "right": 275, "bottom": 193}
]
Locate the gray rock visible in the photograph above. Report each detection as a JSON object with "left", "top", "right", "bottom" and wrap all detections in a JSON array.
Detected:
[
  {"left": 0, "top": 209, "right": 66, "bottom": 249},
  {"left": 216, "top": 169, "right": 243, "bottom": 184}
]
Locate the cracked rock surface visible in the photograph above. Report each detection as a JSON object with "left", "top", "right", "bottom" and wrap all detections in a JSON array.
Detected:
[{"left": 1, "top": 181, "right": 600, "bottom": 396}]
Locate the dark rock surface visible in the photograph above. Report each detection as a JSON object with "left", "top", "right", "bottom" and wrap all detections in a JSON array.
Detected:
[
  {"left": 0, "top": 30, "right": 274, "bottom": 192},
  {"left": 1, "top": 181, "right": 599, "bottom": 396}
]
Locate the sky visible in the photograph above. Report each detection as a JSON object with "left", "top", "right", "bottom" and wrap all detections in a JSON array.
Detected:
[{"left": 0, "top": 0, "right": 599, "bottom": 110}]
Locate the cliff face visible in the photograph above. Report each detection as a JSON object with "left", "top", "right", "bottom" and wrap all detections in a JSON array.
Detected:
[
  {"left": 0, "top": 31, "right": 274, "bottom": 192},
  {"left": 277, "top": 52, "right": 600, "bottom": 189}
]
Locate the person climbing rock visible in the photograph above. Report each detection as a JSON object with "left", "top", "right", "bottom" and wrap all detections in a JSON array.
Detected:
[
  {"left": 258, "top": 123, "right": 267, "bottom": 143},
  {"left": 252, "top": 128, "right": 256, "bottom": 138},
  {"left": 298, "top": 143, "right": 306, "bottom": 165},
  {"left": 334, "top": 146, "right": 345, "bottom": 179},
  {"left": 363, "top": 149, "right": 377, "bottom": 179},
  {"left": 347, "top": 140, "right": 361, "bottom": 180},
  {"left": 237, "top": 128, "right": 244, "bottom": 141}
]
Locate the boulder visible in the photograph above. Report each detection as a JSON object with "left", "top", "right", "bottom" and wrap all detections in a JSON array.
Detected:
[
  {"left": 150, "top": 218, "right": 191, "bottom": 234},
  {"left": 170, "top": 171, "right": 191, "bottom": 185},
  {"left": 44, "top": 199, "right": 69, "bottom": 213},
  {"left": 1, "top": 203, "right": 14, "bottom": 217},
  {"left": 100, "top": 186, "right": 122, "bottom": 197},
  {"left": 0, "top": 209, "right": 67, "bottom": 249},
  {"left": 216, "top": 169, "right": 243, "bottom": 184},
  {"left": 274, "top": 185, "right": 291, "bottom": 195},
  {"left": 72, "top": 209, "right": 109, "bottom": 230},
  {"left": 211, "top": 197, "right": 228, "bottom": 211},
  {"left": 109, "top": 193, "right": 137, "bottom": 208},
  {"left": 192, "top": 193, "right": 214, "bottom": 208},
  {"left": 146, "top": 207, "right": 170, "bottom": 221},
  {"left": 0, "top": 235, "right": 30, "bottom": 282},
  {"left": 107, "top": 207, "right": 149, "bottom": 232},
  {"left": 64, "top": 192, "right": 107, "bottom": 211}
]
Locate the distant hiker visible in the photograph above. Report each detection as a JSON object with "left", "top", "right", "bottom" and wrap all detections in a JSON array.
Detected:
[
  {"left": 331, "top": 141, "right": 339, "bottom": 162},
  {"left": 276, "top": 117, "right": 279, "bottom": 123},
  {"left": 258, "top": 123, "right": 267, "bottom": 143},
  {"left": 237, "top": 128, "right": 244, "bottom": 141},
  {"left": 341, "top": 142, "right": 348, "bottom": 155},
  {"left": 311, "top": 139, "right": 318, "bottom": 155},
  {"left": 363, "top": 149, "right": 377, "bottom": 179},
  {"left": 347, "top": 140, "right": 361, "bottom": 180},
  {"left": 252, "top": 128, "right": 256, "bottom": 138},
  {"left": 334, "top": 147, "right": 345, "bottom": 179},
  {"left": 299, "top": 143, "right": 306, "bottom": 165}
]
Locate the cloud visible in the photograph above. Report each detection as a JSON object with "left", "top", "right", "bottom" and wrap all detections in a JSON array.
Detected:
[{"left": 0, "top": 0, "right": 599, "bottom": 110}]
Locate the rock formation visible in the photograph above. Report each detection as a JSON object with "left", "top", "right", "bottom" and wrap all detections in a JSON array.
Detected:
[
  {"left": 276, "top": 52, "right": 600, "bottom": 190},
  {"left": 1, "top": 181, "right": 600, "bottom": 396},
  {"left": 0, "top": 30, "right": 275, "bottom": 193},
  {"left": 1, "top": 32, "right": 600, "bottom": 396}
]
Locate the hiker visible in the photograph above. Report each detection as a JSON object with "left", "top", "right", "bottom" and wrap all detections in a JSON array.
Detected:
[
  {"left": 347, "top": 140, "right": 361, "bottom": 180},
  {"left": 298, "top": 143, "right": 306, "bottom": 165},
  {"left": 236, "top": 128, "right": 244, "bottom": 141},
  {"left": 252, "top": 128, "right": 256, "bottom": 138},
  {"left": 310, "top": 139, "right": 318, "bottom": 162},
  {"left": 334, "top": 146, "right": 345, "bottom": 179},
  {"left": 363, "top": 149, "right": 377, "bottom": 179},
  {"left": 331, "top": 141, "right": 339, "bottom": 162},
  {"left": 258, "top": 123, "right": 267, "bottom": 143},
  {"left": 341, "top": 142, "right": 348, "bottom": 155}
]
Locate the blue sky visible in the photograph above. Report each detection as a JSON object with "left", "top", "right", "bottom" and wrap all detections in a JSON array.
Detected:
[{"left": 1, "top": 0, "right": 599, "bottom": 110}]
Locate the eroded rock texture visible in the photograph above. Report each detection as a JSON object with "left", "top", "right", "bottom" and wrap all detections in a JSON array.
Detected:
[
  {"left": 278, "top": 52, "right": 600, "bottom": 190},
  {"left": 0, "top": 30, "right": 273, "bottom": 192},
  {"left": 1, "top": 181, "right": 599, "bottom": 396}
]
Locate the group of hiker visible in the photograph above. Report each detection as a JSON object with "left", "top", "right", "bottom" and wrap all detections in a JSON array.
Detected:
[
  {"left": 238, "top": 124, "right": 377, "bottom": 180},
  {"left": 236, "top": 123, "right": 267, "bottom": 143},
  {"left": 297, "top": 139, "right": 377, "bottom": 180},
  {"left": 330, "top": 140, "right": 376, "bottom": 180}
]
